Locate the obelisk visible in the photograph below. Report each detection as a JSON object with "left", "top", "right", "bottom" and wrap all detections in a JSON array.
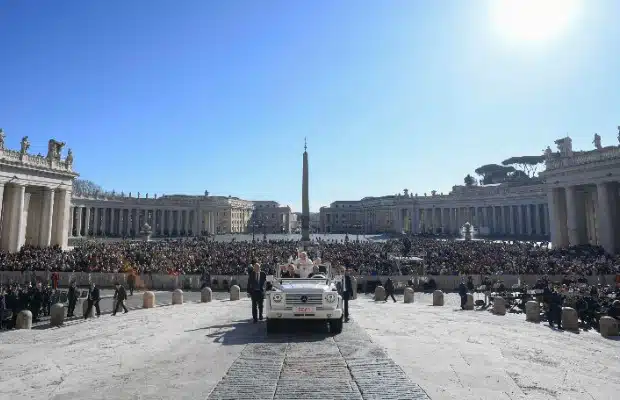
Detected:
[{"left": 301, "top": 138, "right": 310, "bottom": 243}]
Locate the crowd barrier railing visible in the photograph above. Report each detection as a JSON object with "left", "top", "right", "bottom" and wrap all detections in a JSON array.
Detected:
[{"left": 0, "top": 271, "right": 616, "bottom": 292}]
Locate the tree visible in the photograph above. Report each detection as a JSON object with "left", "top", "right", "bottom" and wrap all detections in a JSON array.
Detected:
[
  {"left": 474, "top": 164, "right": 516, "bottom": 184},
  {"left": 501, "top": 155, "right": 545, "bottom": 177},
  {"left": 464, "top": 174, "right": 475, "bottom": 186},
  {"left": 73, "top": 179, "right": 107, "bottom": 197}
]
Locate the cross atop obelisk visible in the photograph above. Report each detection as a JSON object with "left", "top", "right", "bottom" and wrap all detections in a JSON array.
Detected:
[{"left": 301, "top": 138, "right": 310, "bottom": 243}]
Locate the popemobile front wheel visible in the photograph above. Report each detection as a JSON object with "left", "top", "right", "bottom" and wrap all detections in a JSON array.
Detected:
[{"left": 329, "top": 317, "right": 343, "bottom": 334}]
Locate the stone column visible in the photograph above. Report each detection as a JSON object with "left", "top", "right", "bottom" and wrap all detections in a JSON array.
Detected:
[
  {"left": 596, "top": 182, "right": 616, "bottom": 254},
  {"left": 544, "top": 204, "right": 550, "bottom": 237},
  {"left": 118, "top": 209, "right": 124, "bottom": 236},
  {"left": 132, "top": 209, "right": 139, "bottom": 236},
  {"left": 10, "top": 184, "right": 26, "bottom": 252},
  {"left": 84, "top": 207, "right": 91, "bottom": 236},
  {"left": 75, "top": 207, "right": 83, "bottom": 237},
  {"left": 111, "top": 208, "right": 116, "bottom": 235},
  {"left": 38, "top": 188, "right": 55, "bottom": 247},
  {"left": 67, "top": 206, "right": 73, "bottom": 237},
  {"left": 101, "top": 208, "right": 106, "bottom": 235},
  {"left": 525, "top": 204, "right": 532, "bottom": 236},
  {"left": 92, "top": 208, "right": 98, "bottom": 236},
  {"left": 535, "top": 204, "right": 542, "bottom": 236},
  {"left": 109, "top": 209, "right": 115, "bottom": 235},
  {"left": 115, "top": 209, "right": 120, "bottom": 236},
  {"left": 167, "top": 210, "right": 172, "bottom": 236},
  {"left": 452, "top": 208, "right": 457, "bottom": 234},
  {"left": 151, "top": 210, "right": 157, "bottom": 235},
  {"left": 565, "top": 186, "right": 581, "bottom": 246},
  {"left": 507, "top": 205, "right": 514, "bottom": 235},
  {"left": 0, "top": 183, "right": 4, "bottom": 244},
  {"left": 548, "top": 188, "right": 568, "bottom": 248},
  {"left": 193, "top": 210, "right": 199, "bottom": 235},
  {"left": 52, "top": 189, "right": 71, "bottom": 249},
  {"left": 181, "top": 210, "right": 186, "bottom": 233},
  {"left": 160, "top": 210, "right": 165, "bottom": 235},
  {"left": 515, "top": 205, "right": 523, "bottom": 235}
]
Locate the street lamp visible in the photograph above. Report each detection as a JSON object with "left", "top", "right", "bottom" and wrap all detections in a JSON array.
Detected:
[
  {"left": 250, "top": 217, "right": 263, "bottom": 243},
  {"left": 352, "top": 223, "right": 362, "bottom": 241}
]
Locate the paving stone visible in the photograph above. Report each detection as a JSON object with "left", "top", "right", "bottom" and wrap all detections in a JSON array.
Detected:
[
  {"left": 274, "top": 378, "right": 362, "bottom": 399},
  {"left": 207, "top": 321, "right": 431, "bottom": 400},
  {"left": 279, "top": 358, "right": 350, "bottom": 379}
]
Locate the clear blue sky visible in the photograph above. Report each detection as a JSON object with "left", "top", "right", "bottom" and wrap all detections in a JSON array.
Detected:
[{"left": 1, "top": 1, "right": 619, "bottom": 212}]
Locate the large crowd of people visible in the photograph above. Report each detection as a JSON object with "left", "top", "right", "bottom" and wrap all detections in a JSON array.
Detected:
[
  {"left": 0, "top": 236, "right": 619, "bottom": 277},
  {"left": 1, "top": 235, "right": 619, "bottom": 332}
]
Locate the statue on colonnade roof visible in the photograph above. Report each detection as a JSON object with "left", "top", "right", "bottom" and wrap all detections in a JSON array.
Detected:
[
  {"left": 66, "top": 149, "right": 73, "bottom": 167},
  {"left": 47, "top": 139, "right": 65, "bottom": 161},
  {"left": 554, "top": 137, "right": 573, "bottom": 157},
  {"left": 20, "top": 136, "right": 30, "bottom": 154}
]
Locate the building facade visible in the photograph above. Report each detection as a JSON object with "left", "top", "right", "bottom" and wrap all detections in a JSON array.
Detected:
[
  {"left": 0, "top": 133, "right": 76, "bottom": 251},
  {"left": 69, "top": 193, "right": 255, "bottom": 238},
  {"left": 250, "top": 201, "right": 295, "bottom": 234},
  {"left": 320, "top": 132, "right": 620, "bottom": 255},
  {"left": 320, "top": 184, "right": 549, "bottom": 238},
  {"left": 540, "top": 134, "right": 620, "bottom": 254}
]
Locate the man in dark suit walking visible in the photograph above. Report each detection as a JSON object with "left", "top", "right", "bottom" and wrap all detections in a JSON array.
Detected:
[
  {"left": 67, "top": 281, "right": 78, "bottom": 317},
  {"left": 342, "top": 268, "right": 354, "bottom": 322},
  {"left": 112, "top": 283, "right": 128, "bottom": 315},
  {"left": 247, "top": 263, "right": 266, "bottom": 323},
  {"left": 85, "top": 283, "right": 101, "bottom": 319},
  {"left": 384, "top": 278, "right": 397, "bottom": 302}
]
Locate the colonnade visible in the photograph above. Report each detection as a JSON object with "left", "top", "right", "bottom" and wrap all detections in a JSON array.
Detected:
[
  {"left": 69, "top": 206, "right": 218, "bottom": 237},
  {"left": 394, "top": 203, "right": 550, "bottom": 237},
  {"left": 548, "top": 182, "right": 620, "bottom": 254},
  {"left": 0, "top": 183, "right": 71, "bottom": 251}
]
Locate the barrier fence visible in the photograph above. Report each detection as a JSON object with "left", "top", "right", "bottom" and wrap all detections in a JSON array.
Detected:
[{"left": 1, "top": 271, "right": 617, "bottom": 292}]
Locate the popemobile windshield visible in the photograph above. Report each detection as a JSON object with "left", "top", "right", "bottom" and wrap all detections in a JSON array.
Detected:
[{"left": 265, "top": 249, "right": 344, "bottom": 334}]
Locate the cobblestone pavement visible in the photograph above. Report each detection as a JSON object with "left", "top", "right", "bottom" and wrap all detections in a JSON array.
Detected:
[{"left": 207, "top": 321, "right": 431, "bottom": 400}]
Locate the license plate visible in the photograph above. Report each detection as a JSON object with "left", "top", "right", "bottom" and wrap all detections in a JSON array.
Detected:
[{"left": 293, "top": 306, "right": 315, "bottom": 313}]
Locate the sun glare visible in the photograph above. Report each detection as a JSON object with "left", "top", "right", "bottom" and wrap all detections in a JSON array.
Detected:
[{"left": 489, "top": 0, "right": 582, "bottom": 43}]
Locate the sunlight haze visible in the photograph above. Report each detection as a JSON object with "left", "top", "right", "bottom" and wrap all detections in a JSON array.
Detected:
[{"left": 489, "top": 0, "right": 583, "bottom": 44}]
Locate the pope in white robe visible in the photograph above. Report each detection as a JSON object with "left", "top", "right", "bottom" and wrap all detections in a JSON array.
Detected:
[{"left": 292, "top": 251, "right": 315, "bottom": 278}]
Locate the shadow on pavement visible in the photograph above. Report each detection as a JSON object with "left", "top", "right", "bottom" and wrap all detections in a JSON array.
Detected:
[
  {"left": 28, "top": 303, "right": 178, "bottom": 331},
  {"left": 187, "top": 319, "right": 333, "bottom": 345}
]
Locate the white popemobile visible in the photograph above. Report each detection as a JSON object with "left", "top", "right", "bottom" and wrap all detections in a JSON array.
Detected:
[{"left": 265, "top": 250, "right": 344, "bottom": 334}]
